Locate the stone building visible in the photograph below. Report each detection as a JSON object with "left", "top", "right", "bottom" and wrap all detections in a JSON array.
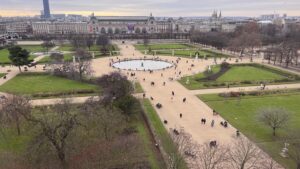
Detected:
[
  {"left": 30, "top": 12, "right": 239, "bottom": 35},
  {"left": 5, "top": 21, "right": 31, "bottom": 34},
  {"left": 87, "top": 13, "right": 173, "bottom": 34},
  {"left": 32, "top": 21, "right": 88, "bottom": 34}
]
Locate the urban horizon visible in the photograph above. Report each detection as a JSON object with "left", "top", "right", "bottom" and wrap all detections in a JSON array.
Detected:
[{"left": 0, "top": 0, "right": 300, "bottom": 17}]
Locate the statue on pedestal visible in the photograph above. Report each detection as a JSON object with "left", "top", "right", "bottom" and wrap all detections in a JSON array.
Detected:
[
  {"left": 186, "top": 77, "right": 190, "bottom": 85},
  {"left": 280, "top": 142, "right": 289, "bottom": 158}
]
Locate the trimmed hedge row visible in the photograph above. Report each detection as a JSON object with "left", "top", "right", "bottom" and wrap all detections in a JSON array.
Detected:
[
  {"left": 31, "top": 89, "right": 96, "bottom": 98},
  {"left": 219, "top": 89, "right": 300, "bottom": 98}
]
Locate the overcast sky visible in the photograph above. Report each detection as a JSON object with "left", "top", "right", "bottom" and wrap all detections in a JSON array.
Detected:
[{"left": 0, "top": 0, "right": 299, "bottom": 17}]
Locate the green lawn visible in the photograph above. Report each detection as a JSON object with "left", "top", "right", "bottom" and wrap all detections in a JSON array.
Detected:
[
  {"left": 198, "top": 91, "right": 300, "bottom": 169},
  {"left": 135, "top": 113, "right": 165, "bottom": 169},
  {"left": 38, "top": 53, "right": 74, "bottom": 63},
  {"left": 134, "top": 82, "right": 144, "bottom": 93},
  {"left": 156, "top": 49, "right": 229, "bottom": 58},
  {"left": 135, "top": 43, "right": 193, "bottom": 51},
  {"left": 19, "top": 45, "right": 45, "bottom": 53},
  {"left": 217, "top": 66, "right": 284, "bottom": 82},
  {"left": 0, "top": 73, "right": 99, "bottom": 96},
  {"left": 179, "top": 64, "right": 300, "bottom": 90},
  {"left": 0, "top": 73, "right": 6, "bottom": 78},
  {"left": 142, "top": 99, "right": 188, "bottom": 169},
  {"left": 58, "top": 44, "right": 119, "bottom": 52},
  {"left": 38, "top": 51, "right": 113, "bottom": 64},
  {"left": 0, "top": 49, "right": 36, "bottom": 64}
]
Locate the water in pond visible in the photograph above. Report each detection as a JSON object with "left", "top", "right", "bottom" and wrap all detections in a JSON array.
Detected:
[{"left": 113, "top": 60, "right": 173, "bottom": 71}]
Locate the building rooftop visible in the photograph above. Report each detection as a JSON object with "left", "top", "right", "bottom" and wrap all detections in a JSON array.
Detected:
[{"left": 95, "top": 16, "right": 149, "bottom": 21}]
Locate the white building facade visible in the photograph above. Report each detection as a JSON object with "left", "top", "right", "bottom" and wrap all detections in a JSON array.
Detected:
[{"left": 30, "top": 12, "right": 239, "bottom": 35}]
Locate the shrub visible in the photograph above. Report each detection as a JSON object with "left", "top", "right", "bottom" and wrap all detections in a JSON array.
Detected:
[
  {"left": 31, "top": 89, "right": 96, "bottom": 98},
  {"left": 241, "top": 80, "right": 252, "bottom": 84},
  {"left": 220, "top": 62, "right": 230, "bottom": 69}
]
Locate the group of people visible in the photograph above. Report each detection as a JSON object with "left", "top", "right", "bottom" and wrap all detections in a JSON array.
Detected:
[{"left": 220, "top": 121, "right": 228, "bottom": 128}]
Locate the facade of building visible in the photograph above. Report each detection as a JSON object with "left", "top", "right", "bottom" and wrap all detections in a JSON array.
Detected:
[
  {"left": 5, "top": 21, "right": 31, "bottom": 34},
  {"left": 87, "top": 13, "right": 167, "bottom": 34},
  {"left": 32, "top": 22, "right": 88, "bottom": 34},
  {"left": 29, "top": 12, "right": 242, "bottom": 36},
  {"left": 0, "top": 23, "right": 6, "bottom": 35}
]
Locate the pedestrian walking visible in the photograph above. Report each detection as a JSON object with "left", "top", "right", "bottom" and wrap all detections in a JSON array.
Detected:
[
  {"left": 211, "top": 120, "right": 215, "bottom": 127},
  {"left": 236, "top": 130, "right": 240, "bottom": 137}
]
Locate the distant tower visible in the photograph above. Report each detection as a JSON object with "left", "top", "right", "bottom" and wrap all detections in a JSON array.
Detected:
[
  {"left": 219, "top": 11, "right": 222, "bottom": 18},
  {"left": 43, "top": 0, "right": 51, "bottom": 19}
]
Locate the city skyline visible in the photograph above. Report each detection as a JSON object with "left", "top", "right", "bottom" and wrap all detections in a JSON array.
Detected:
[{"left": 0, "top": 0, "right": 300, "bottom": 17}]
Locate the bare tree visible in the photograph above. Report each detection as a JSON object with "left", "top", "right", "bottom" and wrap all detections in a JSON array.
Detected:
[
  {"left": 25, "top": 100, "right": 82, "bottom": 168},
  {"left": 0, "top": 95, "right": 31, "bottom": 135},
  {"left": 74, "top": 48, "right": 93, "bottom": 80},
  {"left": 70, "top": 35, "right": 87, "bottom": 49},
  {"left": 229, "top": 137, "right": 261, "bottom": 169},
  {"left": 259, "top": 159, "right": 282, "bottom": 169},
  {"left": 169, "top": 128, "right": 196, "bottom": 169},
  {"left": 195, "top": 143, "right": 229, "bottom": 169},
  {"left": 229, "top": 32, "right": 261, "bottom": 57},
  {"left": 81, "top": 99, "right": 125, "bottom": 141},
  {"left": 190, "top": 31, "right": 229, "bottom": 49},
  {"left": 96, "top": 72, "right": 133, "bottom": 104},
  {"left": 143, "top": 35, "right": 150, "bottom": 47},
  {"left": 49, "top": 52, "right": 64, "bottom": 64},
  {"left": 96, "top": 35, "right": 110, "bottom": 55},
  {"left": 41, "top": 40, "right": 55, "bottom": 53},
  {"left": 69, "top": 134, "right": 146, "bottom": 169},
  {"left": 85, "top": 36, "right": 95, "bottom": 51},
  {"left": 258, "top": 107, "right": 289, "bottom": 136}
]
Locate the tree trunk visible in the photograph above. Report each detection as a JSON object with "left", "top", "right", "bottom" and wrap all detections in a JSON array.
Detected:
[
  {"left": 273, "top": 127, "right": 276, "bottom": 136},
  {"left": 16, "top": 117, "right": 21, "bottom": 136},
  {"left": 18, "top": 66, "right": 22, "bottom": 72},
  {"left": 240, "top": 162, "right": 245, "bottom": 169},
  {"left": 58, "top": 152, "right": 67, "bottom": 169},
  {"left": 56, "top": 146, "right": 67, "bottom": 169}
]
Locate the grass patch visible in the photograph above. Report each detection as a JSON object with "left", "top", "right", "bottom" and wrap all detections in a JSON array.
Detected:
[
  {"left": 0, "top": 48, "right": 36, "bottom": 64},
  {"left": 37, "top": 53, "right": 74, "bottom": 63},
  {"left": 135, "top": 43, "right": 229, "bottom": 58},
  {"left": 142, "top": 99, "right": 188, "bottom": 169},
  {"left": 19, "top": 45, "right": 45, "bottom": 53},
  {"left": 0, "top": 72, "right": 99, "bottom": 97},
  {"left": 198, "top": 91, "right": 300, "bottom": 169},
  {"left": 135, "top": 43, "right": 193, "bottom": 51},
  {"left": 0, "top": 73, "right": 6, "bottom": 78},
  {"left": 179, "top": 63, "right": 300, "bottom": 90},
  {"left": 134, "top": 82, "right": 144, "bottom": 93},
  {"left": 58, "top": 44, "right": 119, "bottom": 52},
  {"left": 37, "top": 51, "right": 114, "bottom": 64},
  {"left": 135, "top": 114, "right": 165, "bottom": 169},
  {"left": 156, "top": 49, "right": 229, "bottom": 58}
]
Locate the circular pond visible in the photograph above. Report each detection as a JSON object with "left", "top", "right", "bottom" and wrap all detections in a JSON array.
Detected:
[{"left": 113, "top": 59, "right": 173, "bottom": 71}]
